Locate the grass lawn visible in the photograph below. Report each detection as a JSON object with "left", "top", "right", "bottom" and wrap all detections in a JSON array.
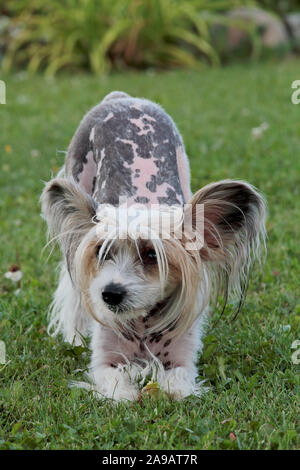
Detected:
[{"left": 0, "top": 60, "right": 299, "bottom": 450}]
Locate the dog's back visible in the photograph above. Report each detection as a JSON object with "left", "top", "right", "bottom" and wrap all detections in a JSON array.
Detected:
[{"left": 65, "top": 91, "right": 191, "bottom": 206}]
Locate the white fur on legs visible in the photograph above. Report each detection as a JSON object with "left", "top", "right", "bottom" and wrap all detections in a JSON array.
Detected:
[
  {"left": 48, "top": 263, "right": 89, "bottom": 345},
  {"left": 155, "top": 312, "right": 208, "bottom": 400},
  {"left": 80, "top": 312, "right": 209, "bottom": 402},
  {"left": 91, "top": 365, "right": 139, "bottom": 401},
  {"left": 157, "top": 365, "right": 204, "bottom": 399},
  {"left": 87, "top": 362, "right": 205, "bottom": 402}
]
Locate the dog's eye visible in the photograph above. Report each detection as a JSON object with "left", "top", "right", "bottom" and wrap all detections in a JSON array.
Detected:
[
  {"left": 142, "top": 248, "right": 157, "bottom": 265},
  {"left": 96, "top": 244, "right": 112, "bottom": 261},
  {"left": 104, "top": 251, "right": 112, "bottom": 261},
  {"left": 96, "top": 245, "right": 101, "bottom": 258}
]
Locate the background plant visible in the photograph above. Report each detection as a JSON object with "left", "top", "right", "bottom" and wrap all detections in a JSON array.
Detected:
[
  {"left": 257, "top": 0, "right": 300, "bottom": 50},
  {"left": 1, "top": 0, "right": 257, "bottom": 75}
]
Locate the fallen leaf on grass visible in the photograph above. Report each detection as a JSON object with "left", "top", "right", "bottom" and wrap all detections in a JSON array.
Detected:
[
  {"left": 141, "top": 379, "right": 160, "bottom": 396},
  {"left": 137, "top": 379, "right": 164, "bottom": 403}
]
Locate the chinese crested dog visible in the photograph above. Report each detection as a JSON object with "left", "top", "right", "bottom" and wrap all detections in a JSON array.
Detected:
[{"left": 41, "top": 91, "right": 266, "bottom": 401}]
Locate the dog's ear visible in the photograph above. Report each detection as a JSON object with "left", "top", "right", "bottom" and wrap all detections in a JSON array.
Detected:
[
  {"left": 185, "top": 179, "right": 266, "bottom": 262},
  {"left": 41, "top": 178, "right": 96, "bottom": 261}
]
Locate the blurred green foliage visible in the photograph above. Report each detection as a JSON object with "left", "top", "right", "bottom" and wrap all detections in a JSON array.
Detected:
[
  {"left": 0, "top": 0, "right": 258, "bottom": 75},
  {"left": 257, "top": 0, "right": 300, "bottom": 50},
  {"left": 257, "top": 0, "right": 300, "bottom": 15}
]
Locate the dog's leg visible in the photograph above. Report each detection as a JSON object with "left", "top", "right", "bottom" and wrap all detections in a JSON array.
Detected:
[
  {"left": 91, "top": 365, "right": 139, "bottom": 402},
  {"left": 156, "top": 315, "right": 208, "bottom": 399},
  {"left": 158, "top": 365, "right": 204, "bottom": 400},
  {"left": 48, "top": 263, "right": 89, "bottom": 345},
  {"left": 88, "top": 323, "right": 139, "bottom": 402}
]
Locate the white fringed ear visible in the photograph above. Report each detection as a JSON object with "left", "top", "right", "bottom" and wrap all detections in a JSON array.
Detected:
[
  {"left": 186, "top": 179, "right": 266, "bottom": 301},
  {"left": 41, "top": 178, "right": 96, "bottom": 269}
]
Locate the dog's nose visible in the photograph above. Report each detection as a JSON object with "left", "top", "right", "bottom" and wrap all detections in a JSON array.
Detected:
[{"left": 102, "top": 283, "right": 126, "bottom": 306}]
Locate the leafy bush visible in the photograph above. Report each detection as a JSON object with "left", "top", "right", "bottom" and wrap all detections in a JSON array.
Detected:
[
  {"left": 257, "top": 0, "right": 300, "bottom": 15},
  {"left": 1, "top": 0, "right": 255, "bottom": 74}
]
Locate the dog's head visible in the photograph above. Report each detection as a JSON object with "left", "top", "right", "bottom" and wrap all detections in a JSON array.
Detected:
[{"left": 41, "top": 178, "right": 266, "bottom": 335}]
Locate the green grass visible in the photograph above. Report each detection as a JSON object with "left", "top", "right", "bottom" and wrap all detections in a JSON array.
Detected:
[{"left": 0, "top": 60, "right": 300, "bottom": 450}]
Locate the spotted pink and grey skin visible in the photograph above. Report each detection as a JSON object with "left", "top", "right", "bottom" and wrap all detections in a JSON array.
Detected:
[
  {"left": 93, "top": 313, "right": 196, "bottom": 371},
  {"left": 66, "top": 91, "right": 191, "bottom": 207},
  {"left": 65, "top": 92, "right": 195, "bottom": 370}
]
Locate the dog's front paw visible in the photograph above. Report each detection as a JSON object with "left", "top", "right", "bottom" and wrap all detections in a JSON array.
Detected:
[
  {"left": 92, "top": 366, "right": 139, "bottom": 402},
  {"left": 158, "top": 366, "right": 204, "bottom": 400},
  {"left": 106, "top": 384, "right": 138, "bottom": 402}
]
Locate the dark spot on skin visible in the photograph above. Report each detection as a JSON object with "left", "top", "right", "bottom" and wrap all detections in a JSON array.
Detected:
[
  {"left": 140, "top": 342, "right": 145, "bottom": 352},
  {"left": 72, "top": 144, "right": 90, "bottom": 184},
  {"left": 92, "top": 176, "right": 96, "bottom": 194},
  {"left": 157, "top": 352, "right": 161, "bottom": 357},
  {"left": 167, "top": 320, "right": 177, "bottom": 332},
  {"left": 110, "top": 363, "right": 117, "bottom": 368},
  {"left": 149, "top": 331, "right": 162, "bottom": 343},
  {"left": 164, "top": 351, "right": 169, "bottom": 357},
  {"left": 121, "top": 331, "right": 134, "bottom": 342},
  {"left": 158, "top": 187, "right": 182, "bottom": 206},
  {"left": 135, "top": 196, "right": 149, "bottom": 204},
  {"left": 148, "top": 299, "right": 168, "bottom": 317},
  {"left": 146, "top": 175, "right": 157, "bottom": 193},
  {"left": 164, "top": 339, "right": 172, "bottom": 348},
  {"left": 155, "top": 334, "right": 163, "bottom": 343},
  {"left": 164, "top": 361, "right": 171, "bottom": 370}
]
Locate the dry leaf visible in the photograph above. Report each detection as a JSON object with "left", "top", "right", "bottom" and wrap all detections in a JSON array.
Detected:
[{"left": 4, "top": 144, "right": 12, "bottom": 153}]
